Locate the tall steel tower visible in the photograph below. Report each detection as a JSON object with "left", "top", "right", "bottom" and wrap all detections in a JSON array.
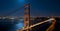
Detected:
[{"left": 24, "top": 0, "right": 30, "bottom": 31}]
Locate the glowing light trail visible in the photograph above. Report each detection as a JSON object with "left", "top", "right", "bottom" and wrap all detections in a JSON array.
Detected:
[{"left": 21, "top": 18, "right": 55, "bottom": 30}]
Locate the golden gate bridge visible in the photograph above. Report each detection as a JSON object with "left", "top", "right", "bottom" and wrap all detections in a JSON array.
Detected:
[
  {"left": 16, "top": 0, "right": 56, "bottom": 31},
  {"left": 0, "top": 0, "right": 58, "bottom": 31}
]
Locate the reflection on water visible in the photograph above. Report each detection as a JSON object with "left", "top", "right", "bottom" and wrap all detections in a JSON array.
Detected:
[
  {"left": 0, "top": 18, "right": 24, "bottom": 31},
  {"left": 16, "top": 23, "right": 24, "bottom": 29}
]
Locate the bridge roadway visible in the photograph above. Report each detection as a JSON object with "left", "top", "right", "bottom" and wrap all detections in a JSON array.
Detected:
[
  {"left": 19, "top": 18, "right": 55, "bottom": 31},
  {"left": 30, "top": 17, "right": 60, "bottom": 31}
]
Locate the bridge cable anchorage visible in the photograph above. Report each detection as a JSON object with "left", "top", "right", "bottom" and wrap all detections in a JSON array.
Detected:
[{"left": 20, "top": 18, "right": 55, "bottom": 30}]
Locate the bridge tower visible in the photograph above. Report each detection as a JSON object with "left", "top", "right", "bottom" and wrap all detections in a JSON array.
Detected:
[
  {"left": 17, "top": 3, "right": 30, "bottom": 31},
  {"left": 24, "top": 3, "right": 30, "bottom": 31}
]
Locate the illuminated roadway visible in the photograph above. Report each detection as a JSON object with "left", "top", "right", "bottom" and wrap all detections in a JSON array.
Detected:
[{"left": 19, "top": 18, "right": 56, "bottom": 31}]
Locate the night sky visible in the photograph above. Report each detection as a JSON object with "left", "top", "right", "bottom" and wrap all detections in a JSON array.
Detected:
[{"left": 0, "top": 0, "right": 60, "bottom": 16}]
